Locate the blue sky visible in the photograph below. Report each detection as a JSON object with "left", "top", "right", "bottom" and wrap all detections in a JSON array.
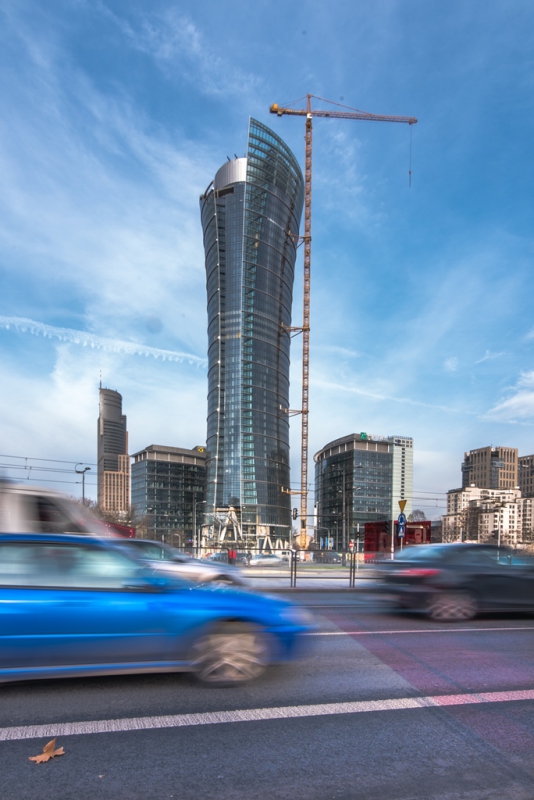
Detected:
[{"left": 1, "top": 0, "right": 534, "bottom": 517}]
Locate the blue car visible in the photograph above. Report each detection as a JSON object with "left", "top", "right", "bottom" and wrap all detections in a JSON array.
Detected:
[{"left": 0, "top": 534, "right": 312, "bottom": 686}]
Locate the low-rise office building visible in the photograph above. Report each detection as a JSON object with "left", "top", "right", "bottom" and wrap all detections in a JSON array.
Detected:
[
  {"left": 131, "top": 445, "right": 207, "bottom": 545},
  {"left": 314, "top": 432, "right": 413, "bottom": 550}
]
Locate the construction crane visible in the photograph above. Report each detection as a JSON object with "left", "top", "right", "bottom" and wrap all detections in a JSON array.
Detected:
[{"left": 270, "top": 94, "right": 417, "bottom": 548}]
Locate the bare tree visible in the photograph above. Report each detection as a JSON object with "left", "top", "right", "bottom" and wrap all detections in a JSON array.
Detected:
[
  {"left": 73, "top": 499, "right": 152, "bottom": 538},
  {"left": 408, "top": 509, "right": 427, "bottom": 522}
]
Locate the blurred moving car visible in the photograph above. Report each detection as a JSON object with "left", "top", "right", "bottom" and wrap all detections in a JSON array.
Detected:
[
  {"left": 0, "top": 480, "right": 110, "bottom": 536},
  {"left": 372, "top": 543, "right": 534, "bottom": 621},
  {"left": 0, "top": 533, "right": 313, "bottom": 686},
  {"left": 313, "top": 551, "right": 342, "bottom": 564},
  {"left": 249, "top": 553, "right": 288, "bottom": 567},
  {"left": 115, "top": 539, "right": 244, "bottom": 586}
]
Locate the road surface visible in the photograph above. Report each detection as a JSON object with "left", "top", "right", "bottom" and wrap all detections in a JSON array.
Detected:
[{"left": 1, "top": 592, "right": 534, "bottom": 799}]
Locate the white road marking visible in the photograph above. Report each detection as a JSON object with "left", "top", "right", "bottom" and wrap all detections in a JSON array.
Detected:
[
  {"left": 306, "top": 626, "right": 534, "bottom": 636},
  {"left": 2, "top": 689, "right": 534, "bottom": 742}
]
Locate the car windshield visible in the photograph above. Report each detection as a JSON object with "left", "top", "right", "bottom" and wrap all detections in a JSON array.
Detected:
[{"left": 394, "top": 545, "right": 450, "bottom": 562}]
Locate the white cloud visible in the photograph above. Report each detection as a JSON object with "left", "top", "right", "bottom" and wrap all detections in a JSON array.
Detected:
[
  {"left": 0, "top": 343, "right": 208, "bottom": 501},
  {"left": 475, "top": 350, "right": 506, "bottom": 364},
  {"left": 443, "top": 357, "right": 458, "bottom": 373},
  {"left": 0, "top": 21, "right": 218, "bottom": 353},
  {"left": 312, "top": 378, "right": 478, "bottom": 416},
  {"left": 316, "top": 344, "right": 364, "bottom": 359},
  {"left": 486, "top": 371, "right": 534, "bottom": 421},
  {"left": 99, "top": 4, "right": 262, "bottom": 100}
]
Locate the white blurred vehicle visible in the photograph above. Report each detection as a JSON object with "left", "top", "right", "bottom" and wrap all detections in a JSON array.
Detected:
[
  {"left": 249, "top": 553, "right": 288, "bottom": 567},
  {"left": 0, "top": 480, "right": 109, "bottom": 536},
  {"left": 115, "top": 539, "right": 245, "bottom": 587}
]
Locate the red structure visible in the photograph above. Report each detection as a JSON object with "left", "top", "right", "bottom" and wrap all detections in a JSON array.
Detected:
[
  {"left": 364, "top": 520, "right": 431, "bottom": 559},
  {"left": 103, "top": 521, "right": 136, "bottom": 538}
]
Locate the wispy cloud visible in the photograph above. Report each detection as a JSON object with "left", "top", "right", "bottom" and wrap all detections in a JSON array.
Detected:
[
  {"left": 475, "top": 350, "right": 506, "bottom": 364},
  {"left": 316, "top": 344, "right": 364, "bottom": 359},
  {"left": 0, "top": 317, "right": 207, "bottom": 366},
  {"left": 486, "top": 371, "right": 534, "bottom": 422},
  {"left": 313, "top": 378, "right": 478, "bottom": 416},
  {"left": 99, "top": 5, "right": 261, "bottom": 100},
  {"left": 443, "top": 357, "right": 458, "bottom": 373}
]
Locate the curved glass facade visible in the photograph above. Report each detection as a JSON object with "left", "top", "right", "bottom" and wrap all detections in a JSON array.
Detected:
[{"left": 200, "top": 119, "right": 303, "bottom": 542}]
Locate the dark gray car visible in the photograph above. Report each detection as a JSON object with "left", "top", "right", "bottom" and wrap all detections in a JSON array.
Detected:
[{"left": 372, "top": 543, "right": 534, "bottom": 621}]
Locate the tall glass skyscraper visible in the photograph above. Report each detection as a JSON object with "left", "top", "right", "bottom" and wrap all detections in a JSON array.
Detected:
[{"left": 200, "top": 119, "right": 303, "bottom": 544}]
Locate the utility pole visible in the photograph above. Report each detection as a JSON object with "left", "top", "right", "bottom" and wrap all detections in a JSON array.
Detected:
[{"left": 270, "top": 95, "right": 417, "bottom": 548}]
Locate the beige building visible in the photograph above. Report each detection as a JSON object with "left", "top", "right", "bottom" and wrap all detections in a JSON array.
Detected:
[
  {"left": 461, "top": 446, "right": 518, "bottom": 490},
  {"left": 100, "top": 453, "right": 130, "bottom": 514},
  {"left": 443, "top": 486, "right": 527, "bottom": 546}
]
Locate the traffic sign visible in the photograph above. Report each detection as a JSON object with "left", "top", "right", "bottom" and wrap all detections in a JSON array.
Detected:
[
  {"left": 398, "top": 522, "right": 406, "bottom": 538},
  {"left": 398, "top": 512, "right": 407, "bottom": 526},
  {"left": 398, "top": 499, "right": 407, "bottom": 513},
  {"left": 349, "top": 540, "right": 354, "bottom": 550}
]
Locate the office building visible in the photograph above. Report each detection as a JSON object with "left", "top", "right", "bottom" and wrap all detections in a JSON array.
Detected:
[
  {"left": 199, "top": 119, "right": 303, "bottom": 545},
  {"left": 461, "top": 446, "right": 518, "bottom": 489},
  {"left": 97, "top": 387, "right": 129, "bottom": 513},
  {"left": 314, "top": 433, "right": 413, "bottom": 549},
  {"left": 518, "top": 454, "right": 534, "bottom": 497},
  {"left": 131, "top": 444, "right": 206, "bottom": 545}
]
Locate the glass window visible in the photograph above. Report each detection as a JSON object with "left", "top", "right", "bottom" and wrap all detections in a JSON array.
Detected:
[
  {"left": 24, "top": 496, "right": 85, "bottom": 534},
  {"left": 0, "top": 542, "right": 140, "bottom": 589}
]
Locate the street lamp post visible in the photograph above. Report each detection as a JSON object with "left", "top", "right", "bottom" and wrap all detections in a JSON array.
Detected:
[
  {"left": 193, "top": 500, "right": 206, "bottom": 554},
  {"left": 75, "top": 464, "right": 91, "bottom": 504}
]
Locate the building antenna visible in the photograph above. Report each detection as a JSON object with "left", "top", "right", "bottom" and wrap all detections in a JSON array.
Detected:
[{"left": 99, "top": 371, "right": 102, "bottom": 389}]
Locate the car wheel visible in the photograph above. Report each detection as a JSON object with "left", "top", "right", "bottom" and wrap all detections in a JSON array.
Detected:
[
  {"left": 190, "top": 622, "right": 270, "bottom": 685},
  {"left": 427, "top": 592, "right": 476, "bottom": 622},
  {"left": 208, "top": 575, "right": 238, "bottom": 587}
]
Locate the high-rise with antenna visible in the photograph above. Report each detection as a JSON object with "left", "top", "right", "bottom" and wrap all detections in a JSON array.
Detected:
[{"left": 97, "top": 386, "right": 129, "bottom": 513}]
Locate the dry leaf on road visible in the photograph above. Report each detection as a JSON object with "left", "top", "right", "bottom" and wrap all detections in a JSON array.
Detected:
[{"left": 29, "top": 738, "right": 65, "bottom": 764}]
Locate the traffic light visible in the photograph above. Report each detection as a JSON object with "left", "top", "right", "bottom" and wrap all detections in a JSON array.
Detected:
[{"left": 292, "top": 508, "right": 298, "bottom": 520}]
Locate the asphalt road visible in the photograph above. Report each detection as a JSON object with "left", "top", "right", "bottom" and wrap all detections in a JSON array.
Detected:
[{"left": 2, "top": 592, "right": 534, "bottom": 799}]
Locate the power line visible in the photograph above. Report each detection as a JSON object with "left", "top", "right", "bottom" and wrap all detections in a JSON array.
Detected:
[{"left": 0, "top": 454, "right": 96, "bottom": 466}]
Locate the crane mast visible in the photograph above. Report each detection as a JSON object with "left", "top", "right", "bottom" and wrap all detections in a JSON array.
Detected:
[{"left": 270, "top": 94, "right": 417, "bottom": 548}]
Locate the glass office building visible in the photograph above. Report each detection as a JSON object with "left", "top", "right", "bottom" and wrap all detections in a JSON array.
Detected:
[
  {"left": 131, "top": 445, "right": 206, "bottom": 545},
  {"left": 199, "top": 119, "right": 303, "bottom": 543},
  {"left": 314, "top": 433, "right": 413, "bottom": 549}
]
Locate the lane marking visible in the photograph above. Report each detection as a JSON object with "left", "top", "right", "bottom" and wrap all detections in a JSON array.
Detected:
[
  {"left": 306, "top": 626, "right": 534, "bottom": 636},
  {"left": 2, "top": 689, "right": 534, "bottom": 742}
]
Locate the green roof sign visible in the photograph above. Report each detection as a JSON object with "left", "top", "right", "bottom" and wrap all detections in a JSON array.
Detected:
[{"left": 360, "top": 432, "right": 367, "bottom": 440}]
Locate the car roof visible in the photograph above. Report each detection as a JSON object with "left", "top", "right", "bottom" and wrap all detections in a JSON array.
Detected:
[
  {"left": 0, "top": 481, "right": 73, "bottom": 499},
  {"left": 0, "top": 533, "right": 115, "bottom": 546}
]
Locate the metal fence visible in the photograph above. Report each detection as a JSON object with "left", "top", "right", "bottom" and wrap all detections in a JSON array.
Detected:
[{"left": 174, "top": 546, "right": 380, "bottom": 588}]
